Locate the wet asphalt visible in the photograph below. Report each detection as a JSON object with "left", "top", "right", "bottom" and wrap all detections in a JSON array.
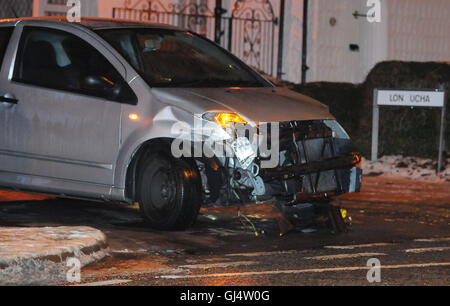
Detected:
[{"left": 0, "top": 176, "right": 449, "bottom": 286}]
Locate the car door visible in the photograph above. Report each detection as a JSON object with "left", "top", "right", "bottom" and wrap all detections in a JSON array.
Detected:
[{"left": 0, "top": 24, "right": 137, "bottom": 192}]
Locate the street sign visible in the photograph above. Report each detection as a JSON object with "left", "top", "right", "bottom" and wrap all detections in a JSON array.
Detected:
[
  {"left": 371, "top": 87, "right": 447, "bottom": 173},
  {"left": 377, "top": 90, "right": 445, "bottom": 108}
]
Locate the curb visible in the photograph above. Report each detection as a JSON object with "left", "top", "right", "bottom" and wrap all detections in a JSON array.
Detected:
[{"left": 0, "top": 226, "right": 108, "bottom": 285}]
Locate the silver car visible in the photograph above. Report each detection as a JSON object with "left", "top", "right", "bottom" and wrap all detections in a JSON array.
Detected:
[{"left": 0, "top": 17, "right": 362, "bottom": 230}]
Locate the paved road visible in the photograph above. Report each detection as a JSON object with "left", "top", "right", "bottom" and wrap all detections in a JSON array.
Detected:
[{"left": 0, "top": 176, "right": 449, "bottom": 286}]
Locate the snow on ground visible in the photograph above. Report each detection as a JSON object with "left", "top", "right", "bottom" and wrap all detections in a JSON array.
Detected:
[
  {"left": 361, "top": 156, "right": 450, "bottom": 182},
  {"left": 0, "top": 226, "right": 108, "bottom": 285}
]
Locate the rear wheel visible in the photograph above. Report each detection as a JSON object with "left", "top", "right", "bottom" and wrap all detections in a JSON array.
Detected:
[{"left": 137, "top": 153, "right": 202, "bottom": 230}]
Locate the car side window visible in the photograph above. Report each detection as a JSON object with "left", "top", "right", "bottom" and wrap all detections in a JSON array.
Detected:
[
  {"left": 13, "top": 27, "right": 137, "bottom": 104},
  {"left": 0, "top": 27, "right": 13, "bottom": 67}
]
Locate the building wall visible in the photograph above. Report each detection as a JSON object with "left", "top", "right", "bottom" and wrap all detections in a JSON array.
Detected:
[
  {"left": 305, "top": 0, "right": 450, "bottom": 84},
  {"left": 305, "top": 0, "right": 388, "bottom": 83},
  {"left": 386, "top": 0, "right": 450, "bottom": 63},
  {"left": 280, "top": 0, "right": 303, "bottom": 84},
  {"left": 33, "top": 0, "right": 98, "bottom": 17}
]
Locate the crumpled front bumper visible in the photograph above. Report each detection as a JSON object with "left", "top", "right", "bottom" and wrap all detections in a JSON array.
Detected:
[
  {"left": 198, "top": 120, "right": 362, "bottom": 207},
  {"left": 263, "top": 153, "right": 361, "bottom": 179},
  {"left": 260, "top": 154, "right": 362, "bottom": 203},
  {"left": 255, "top": 120, "right": 363, "bottom": 204}
]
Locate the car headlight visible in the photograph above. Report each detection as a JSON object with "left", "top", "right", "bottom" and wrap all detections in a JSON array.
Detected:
[
  {"left": 203, "top": 112, "right": 248, "bottom": 129},
  {"left": 323, "top": 120, "right": 350, "bottom": 139},
  {"left": 202, "top": 112, "right": 256, "bottom": 169}
]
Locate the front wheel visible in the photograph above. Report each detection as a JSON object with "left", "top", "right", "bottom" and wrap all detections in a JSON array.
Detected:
[{"left": 137, "top": 153, "right": 202, "bottom": 230}]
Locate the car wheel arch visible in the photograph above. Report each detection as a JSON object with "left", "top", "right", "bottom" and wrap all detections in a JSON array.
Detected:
[{"left": 124, "top": 137, "right": 201, "bottom": 202}]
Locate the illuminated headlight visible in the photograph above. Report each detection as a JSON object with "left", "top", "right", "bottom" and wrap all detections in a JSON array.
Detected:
[
  {"left": 203, "top": 112, "right": 248, "bottom": 129},
  {"left": 202, "top": 112, "right": 256, "bottom": 169},
  {"left": 323, "top": 120, "right": 350, "bottom": 139}
]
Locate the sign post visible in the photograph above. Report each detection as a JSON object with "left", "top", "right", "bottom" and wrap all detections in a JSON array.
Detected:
[
  {"left": 437, "top": 84, "right": 447, "bottom": 173},
  {"left": 371, "top": 89, "right": 380, "bottom": 162},
  {"left": 371, "top": 87, "right": 447, "bottom": 173}
]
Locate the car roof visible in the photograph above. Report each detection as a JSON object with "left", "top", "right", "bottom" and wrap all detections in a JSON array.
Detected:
[{"left": 0, "top": 16, "right": 182, "bottom": 31}]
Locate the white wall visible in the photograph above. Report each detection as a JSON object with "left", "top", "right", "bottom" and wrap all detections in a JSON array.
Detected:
[
  {"left": 305, "top": 0, "right": 450, "bottom": 84},
  {"left": 34, "top": 0, "right": 98, "bottom": 17},
  {"left": 386, "top": 0, "right": 450, "bottom": 63},
  {"left": 305, "top": 0, "right": 387, "bottom": 83},
  {"left": 280, "top": 0, "right": 303, "bottom": 83},
  {"left": 97, "top": 0, "right": 123, "bottom": 18}
]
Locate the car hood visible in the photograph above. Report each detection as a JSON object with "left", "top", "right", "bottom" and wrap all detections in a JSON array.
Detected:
[{"left": 151, "top": 87, "right": 334, "bottom": 123}]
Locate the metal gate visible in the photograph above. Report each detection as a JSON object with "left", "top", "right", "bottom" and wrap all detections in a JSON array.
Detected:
[{"left": 113, "top": 0, "right": 281, "bottom": 76}]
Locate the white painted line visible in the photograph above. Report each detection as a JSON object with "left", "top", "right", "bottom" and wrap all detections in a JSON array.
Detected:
[
  {"left": 405, "top": 247, "right": 450, "bottom": 254},
  {"left": 324, "top": 243, "right": 393, "bottom": 250},
  {"left": 226, "top": 250, "right": 298, "bottom": 257},
  {"left": 157, "top": 262, "right": 450, "bottom": 280},
  {"left": 75, "top": 279, "right": 132, "bottom": 286},
  {"left": 180, "top": 261, "right": 258, "bottom": 269},
  {"left": 305, "top": 252, "right": 386, "bottom": 260},
  {"left": 414, "top": 238, "right": 450, "bottom": 243}
]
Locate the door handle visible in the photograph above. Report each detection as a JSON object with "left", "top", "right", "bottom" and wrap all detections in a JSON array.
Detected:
[{"left": 0, "top": 94, "right": 18, "bottom": 105}]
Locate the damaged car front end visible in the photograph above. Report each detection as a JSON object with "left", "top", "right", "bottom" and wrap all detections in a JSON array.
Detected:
[
  {"left": 95, "top": 25, "right": 363, "bottom": 231},
  {"left": 180, "top": 112, "right": 362, "bottom": 232}
]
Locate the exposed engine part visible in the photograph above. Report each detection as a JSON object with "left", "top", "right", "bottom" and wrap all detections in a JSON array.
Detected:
[{"left": 231, "top": 165, "right": 266, "bottom": 197}]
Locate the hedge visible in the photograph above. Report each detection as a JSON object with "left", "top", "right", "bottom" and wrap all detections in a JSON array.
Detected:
[{"left": 292, "top": 61, "right": 450, "bottom": 158}]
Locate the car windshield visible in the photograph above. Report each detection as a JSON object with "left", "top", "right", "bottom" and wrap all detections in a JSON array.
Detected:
[{"left": 96, "top": 28, "right": 268, "bottom": 88}]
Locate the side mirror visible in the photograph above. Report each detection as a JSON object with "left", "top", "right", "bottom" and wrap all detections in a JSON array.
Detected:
[
  {"left": 82, "top": 75, "right": 136, "bottom": 104},
  {"left": 83, "top": 75, "right": 122, "bottom": 101},
  {"left": 83, "top": 75, "right": 114, "bottom": 90}
]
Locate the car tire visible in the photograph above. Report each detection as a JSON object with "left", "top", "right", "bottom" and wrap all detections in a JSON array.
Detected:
[{"left": 137, "top": 153, "right": 202, "bottom": 230}]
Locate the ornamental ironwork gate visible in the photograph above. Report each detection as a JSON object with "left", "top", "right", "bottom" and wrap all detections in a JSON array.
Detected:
[{"left": 113, "top": 0, "right": 282, "bottom": 77}]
